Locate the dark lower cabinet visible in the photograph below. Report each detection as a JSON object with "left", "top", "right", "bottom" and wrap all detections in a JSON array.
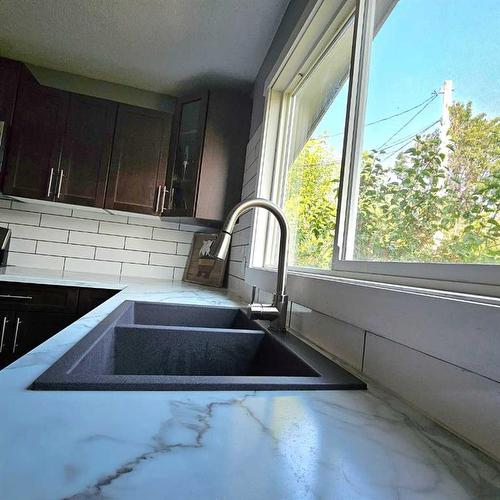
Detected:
[
  {"left": 57, "top": 94, "right": 117, "bottom": 207},
  {"left": 0, "top": 283, "right": 117, "bottom": 369},
  {"left": 105, "top": 104, "right": 173, "bottom": 215},
  {"left": 3, "top": 72, "right": 69, "bottom": 200}
]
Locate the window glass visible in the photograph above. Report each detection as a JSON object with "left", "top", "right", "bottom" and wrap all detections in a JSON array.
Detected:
[
  {"left": 349, "top": 0, "right": 500, "bottom": 264},
  {"left": 282, "top": 20, "right": 353, "bottom": 269}
]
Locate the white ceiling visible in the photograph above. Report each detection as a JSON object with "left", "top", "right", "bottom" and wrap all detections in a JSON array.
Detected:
[{"left": 0, "top": 0, "right": 290, "bottom": 95}]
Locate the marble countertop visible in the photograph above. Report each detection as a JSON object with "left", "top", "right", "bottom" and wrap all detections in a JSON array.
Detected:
[{"left": 1, "top": 267, "right": 500, "bottom": 499}]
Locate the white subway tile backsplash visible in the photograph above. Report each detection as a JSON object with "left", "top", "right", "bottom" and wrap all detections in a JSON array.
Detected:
[
  {"left": 69, "top": 231, "right": 125, "bottom": 249},
  {"left": 96, "top": 247, "right": 148, "bottom": 264},
  {"left": 153, "top": 228, "right": 193, "bottom": 244},
  {"left": 11, "top": 201, "right": 73, "bottom": 216},
  {"left": 0, "top": 208, "right": 40, "bottom": 226},
  {"left": 364, "top": 332, "right": 500, "bottom": 461},
  {"left": 228, "top": 260, "right": 245, "bottom": 280},
  {"left": 9, "top": 238, "right": 37, "bottom": 253},
  {"left": 100, "top": 221, "right": 152, "bottom": 239},
  {"left": 9, "top": 224, "right": 69, "bottom": 243},
  {"left": 41, "top": 214, "right": 98, "bottom": 233},
  {"left": 179, "top": 224, "right": 216, "bottom": 233},
  {"left": 37, "top": 241, "right": 95, "bottom": 259},
  {"left": 173, "top": 268, "right": 185, "bottom": 281},
  {"left": 176, "top": 243, "right": 192, "bottom": 256},
  {"left": 149, "top": 253, "right": 187, "bottom": 267},
  {"left": 125, "top": 237, "right": 176, "bottom": 254},
  {"left": 0, "top": 198, "right": 209, "bottom": 280},
  {"left": 9, "top": 252, "right": 64, "bottom": 271},
  {"left": 290, "top": 303, "right": 365, "bottom": 371},
  {"left": 121, "top": 263, "right": 174, "bottom": 280},
  {"left": 65, "top": 258, "right": 122, "bottom": 275},
  {"left": 71, "top": 209, "right": 128, "bottom": 224},
  {"left": 127, "top": 216, "right": 178, "bottom": 229}
]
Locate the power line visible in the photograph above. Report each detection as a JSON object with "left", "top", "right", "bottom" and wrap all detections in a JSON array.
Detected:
[
  {"left": 381, "top": 119, "right": 440, "bottom": 160},
  {"left": 380, "top": 119, "right": 440, "bottom": 152},
  {"left": 377, "top": 94, "right": 439, "bottom": 151},
  {"left": 316, "top": 91, "right": 439, "bottom": 140}
]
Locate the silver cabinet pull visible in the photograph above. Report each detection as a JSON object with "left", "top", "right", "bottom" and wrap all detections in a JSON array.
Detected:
[
  {"left": 47, "top": 168, "right": 55, "bottom": 197},
  {"left": 168, "top": 186, "right": 174, "bottom": 210},
  {"left": 57, "top": 169, "right": 64, "bottom": 198},
  {"left": 0, "top": 316, "right": 8, "bottom": 353},
  {"left": 0, "top": 294, "right": 33, "bottom": 300},
  {"left": 160, "top": 185, "right": 168, "bottom": 213},
  {"left": 12, "top": 317, "right": 21, "bottom": 353},
  {"left": 155, "top": 185, "right": 161, "bottom": 213}
]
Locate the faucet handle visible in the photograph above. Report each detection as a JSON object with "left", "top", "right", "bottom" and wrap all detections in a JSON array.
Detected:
[{"left": 250, "top": 285, "right": 257, "bottom": 303}]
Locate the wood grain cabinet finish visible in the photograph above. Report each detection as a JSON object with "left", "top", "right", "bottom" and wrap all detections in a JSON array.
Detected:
[
  {"left": 3, "top": 73, "right": 69, "bottom": 200},
  {"left": 0, "top": 58, "right": 21, "bottom": 125},
  {"left": 58, "top": 94, "right": 117, "bottom": 207},
  {"left": 164, "top": 90, "right": 251, "bottom": 222},
  {"left": 105, "top": 104, "right": 173, "bottom": 215},
  {"left": 0, "top": 58, "right": 21, "bottom": 181}
]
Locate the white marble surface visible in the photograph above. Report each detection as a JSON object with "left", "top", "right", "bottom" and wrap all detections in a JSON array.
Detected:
[{"left": 1, "top": 267, "right": 500, "bottom": 499}]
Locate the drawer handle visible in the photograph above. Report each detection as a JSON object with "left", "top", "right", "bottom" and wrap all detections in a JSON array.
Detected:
[
  {"left": 12, "top": 317, "right": 21, "bottom": 353},
  {"left": 160, "top": 185, "right": 168, "bottom": 213},
  {"left": 47, "top": 168, "right": 55, "bottom": 198},
  {"left": 57, "top": 169, "right": 64, "bottom": 198},
  {"left": 155, "top": 185, "right": 161, "bottom": 213},
  {"left": 0, "top": 316, "right": 8, "bottom": 353},
  {"left": 0, "top": 294, "right": 33, "bottom": 300}
]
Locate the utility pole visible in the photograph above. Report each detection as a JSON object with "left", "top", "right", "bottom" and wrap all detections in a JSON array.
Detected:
[{"left": 439, "top": 80, "right": 453, "bottom": 167}]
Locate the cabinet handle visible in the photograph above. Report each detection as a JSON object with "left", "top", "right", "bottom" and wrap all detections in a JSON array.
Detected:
[
  {"left": 47, "top": 168, "right": 55, "bottom": 197},
  {"left": 168, "top": 187, "right": 174, "bottom": 210},
  {"left": 0, "top": 294, "right": 33, "bottom": 300},
  {"left": 0, "top": 316, "right": 8, "bottom": 353},
  {"left": 12, "top": 317, "right": 21, "bottom": 354},
  {"left": 155, "top": 185, "right": 161, "bottom": 213},
  {"left": 57, "top": 169, "right": 64, "bottom": 198},
  {"left": 160, "top": 186, "right": 168, "bottom": 213}
]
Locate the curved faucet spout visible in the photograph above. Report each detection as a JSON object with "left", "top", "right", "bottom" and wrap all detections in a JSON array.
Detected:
[{"left": 210, "top": 198, "right": 289, "bottom": 332}]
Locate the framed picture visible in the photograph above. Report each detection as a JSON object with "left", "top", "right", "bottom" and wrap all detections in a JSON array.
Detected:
[{"left": 182, "top": 232, "right": 227, "bottom": 287}]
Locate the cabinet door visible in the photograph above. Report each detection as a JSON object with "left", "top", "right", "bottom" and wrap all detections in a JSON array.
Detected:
[
  {"left": 0, "top": 58, "right": 21, "bottom": 125},
  {"left": 57, "top": 94, "right": 117, "bottom": 207},
  {"left": 0, "top": 311, "right": 13, "bottom": 369},
  {"left": 164, "top": 93, "right": 208, "bottom": 217},
  {"left": 3, "top": 75, "right": 69, "bottom": 199},
  {"left": 9, "top": 311, "right": 76, "bottom": 363},
  {"left": 0, "top": 58, "right": 21, "bottom": 182},
  {"left": 105, "top": 104, "right": 172, "bottom": 215}
]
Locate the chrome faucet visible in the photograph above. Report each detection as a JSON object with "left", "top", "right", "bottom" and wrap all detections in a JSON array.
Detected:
[{"left": 210, "top": 198, "right": 289, "bottom": 333}]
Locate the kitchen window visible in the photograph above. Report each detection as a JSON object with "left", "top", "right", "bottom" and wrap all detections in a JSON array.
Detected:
[{"left": 256, "top": 0, "right": 499, "bottom": 290}]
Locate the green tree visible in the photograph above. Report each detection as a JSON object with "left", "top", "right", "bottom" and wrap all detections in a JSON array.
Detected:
[
  {"left": 284, "top": 138, "right": 340, "bottom": 268},
  {"left": 285, "top": 100, "right": 499, "bottom": 267}
]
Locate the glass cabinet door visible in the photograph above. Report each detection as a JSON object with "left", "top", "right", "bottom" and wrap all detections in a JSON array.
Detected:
[{"left": 165, "top": 94, "right": 208, "bottom": 216}]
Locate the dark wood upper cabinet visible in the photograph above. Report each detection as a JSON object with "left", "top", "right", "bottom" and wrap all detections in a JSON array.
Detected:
[
  {"left": 105, "top": 104, "right": 173, "bottom": 215},
  {"left": 164, "top": 89, "right": 252, "bottom": 222},
  {"left": 3, "top": 73, "right": 69, "bottom": 200},
  {"left": 58, "top": 94, "right": 117, "bottom": 207},
  {"left": 0, "top": 58, "right": 21, "bottom": 126},
  {"left": 0, "top": 58, "right": 22, "bottom": 181}
]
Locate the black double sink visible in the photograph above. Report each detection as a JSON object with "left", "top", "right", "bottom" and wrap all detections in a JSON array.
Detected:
[{"left": 30, "top": 301, "right": 366, "bottom": 391}]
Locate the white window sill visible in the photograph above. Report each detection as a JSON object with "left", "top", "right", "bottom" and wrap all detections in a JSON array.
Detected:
[{"left": 246, "top": 265, "right": 500, "bottom": 307}]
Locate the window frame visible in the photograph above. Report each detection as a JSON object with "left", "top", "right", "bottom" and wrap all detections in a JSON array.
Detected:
[{"left": 250, "top": 0, "right": 500, "bottom": 295}]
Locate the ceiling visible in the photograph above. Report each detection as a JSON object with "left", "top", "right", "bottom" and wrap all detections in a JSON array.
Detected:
[{"left": 0, "top": 0, "right": 290, "bottom": 95}]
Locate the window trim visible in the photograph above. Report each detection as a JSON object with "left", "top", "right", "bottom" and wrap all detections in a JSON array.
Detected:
[{"left": 250, "top": 0, "right": 500, "bottom": 295}]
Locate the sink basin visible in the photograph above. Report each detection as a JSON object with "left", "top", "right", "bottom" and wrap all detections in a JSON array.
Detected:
[{"left": 30, "top": 301, "right": 366, "bottom": 391}]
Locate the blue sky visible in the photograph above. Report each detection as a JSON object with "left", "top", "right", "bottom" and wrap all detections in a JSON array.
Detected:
[{"left": 313, "top": 0, "right": 500, "bottom": 159}]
